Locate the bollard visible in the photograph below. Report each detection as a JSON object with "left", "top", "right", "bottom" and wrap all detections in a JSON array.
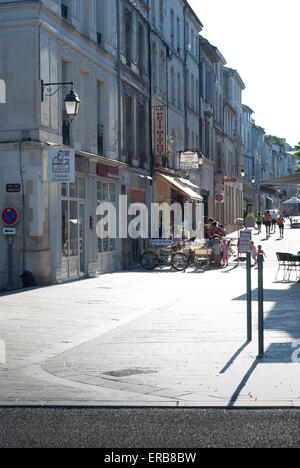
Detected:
[
  {"left": 246, "top": 251, "right": 252, "bottom": 342},
  {"left": 258, "top": 253, "right": 264, "bottom": 357}
]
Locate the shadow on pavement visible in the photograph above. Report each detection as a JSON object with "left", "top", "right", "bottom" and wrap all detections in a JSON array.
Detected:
[{"left": 228, "top": 281, "right": 300, "bottom": 406}]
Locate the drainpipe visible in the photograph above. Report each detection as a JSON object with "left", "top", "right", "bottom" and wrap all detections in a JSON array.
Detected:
[
  {"left": 198, "top": 38, "right": 203, "bottom": 153},
  {"left": 183, "top": 3, "right": 187, "bottom": 150},
  {"left": 147, "top": 0, "right": 154, "bottom": 207},
  {"left": 116, "top": 0, "right": 122, "bottom": 161}
]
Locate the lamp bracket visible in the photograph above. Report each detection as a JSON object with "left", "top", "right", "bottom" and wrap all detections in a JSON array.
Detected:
[{"left": 41, "top": 81, "right": 74, "bottom": 101}]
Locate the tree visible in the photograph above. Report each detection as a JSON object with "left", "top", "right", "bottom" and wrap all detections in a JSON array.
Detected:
[{"left": 265, "top": 135, "right": 288, "bottom": 150}]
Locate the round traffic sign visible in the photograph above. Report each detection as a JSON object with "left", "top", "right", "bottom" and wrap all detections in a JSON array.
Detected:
[
  {"left": 1, "top": 207, "right": 19, "bottom": 226},
  {"left": 215, "top": 193, "right": 224, "bottom": 203}
]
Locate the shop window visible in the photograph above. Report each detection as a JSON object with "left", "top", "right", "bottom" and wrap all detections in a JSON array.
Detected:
[{"left": 97, "top": 180, "right": 116, "bottom": 253}]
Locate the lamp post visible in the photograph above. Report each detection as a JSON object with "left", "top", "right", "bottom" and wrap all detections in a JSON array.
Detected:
[{"left": 41, "top": 81, "right": 80, "bottom": 121}]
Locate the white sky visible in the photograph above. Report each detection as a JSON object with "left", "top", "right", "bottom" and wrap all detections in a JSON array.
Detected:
[{"left": 189, "top": 0, "right": 300, "bottom": 147}]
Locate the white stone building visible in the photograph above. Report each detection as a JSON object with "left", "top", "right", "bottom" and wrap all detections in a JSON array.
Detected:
[{"left": 0, "top": 0, "right": 151, "bottom": 289}]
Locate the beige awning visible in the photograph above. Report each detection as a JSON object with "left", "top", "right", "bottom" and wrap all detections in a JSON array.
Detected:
[
  {"left": 261, "top": 173, "right": 300, "bottom": 187},
  {"left": 157, "top": 174, "right": 203, "bottom": 201}
]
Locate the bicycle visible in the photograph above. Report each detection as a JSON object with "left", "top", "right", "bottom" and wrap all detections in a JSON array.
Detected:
[{"left": 140, "top": 240, "right": 189, "bottom": 271}]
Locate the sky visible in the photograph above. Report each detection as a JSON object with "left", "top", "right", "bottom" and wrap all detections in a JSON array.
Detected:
[{"left": 189, "top": 0, "right": 300, "bottom": 147}]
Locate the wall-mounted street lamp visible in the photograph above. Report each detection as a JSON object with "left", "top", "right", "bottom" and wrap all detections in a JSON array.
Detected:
[
  {"left": 240, "top": 168, "right": 245, "bottom": 178},
  {"left": 41, "top": 80, "right": 80, "bottom": 120}
]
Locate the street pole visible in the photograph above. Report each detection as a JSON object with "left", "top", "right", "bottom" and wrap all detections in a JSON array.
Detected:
[
  {"left": 258, "top": 253, "right": 264, "bottom": 357},
  {"left": 246, "top": 251, "right": 252, "bottom": 342},
  {"left": 7, "top": 236, "right": 13, "bottom": 290}
]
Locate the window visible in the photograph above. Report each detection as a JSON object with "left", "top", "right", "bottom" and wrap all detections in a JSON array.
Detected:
[
  {"left": 177, "top": 73, "right": 181, "bottom": 109},
  {"left": 171, "top": 67, "right": 175, "bottom": 105},
  {"left": 124, "top": 9, "right": 132, "bottom": 66},
  {"left": 97, "top": 82, "right": 104, "bottom": 156},
  {"left": 177, "top": 17, "right": 181, "bottom": 53},
  {"left": 159, "top": 0, "right": 164, "bottom": 32},
  {"left": 170, "top": 10, "right": 175, "bottom": 49},
  {"left": 61, "top": 3, "right": 68, "bottom": 20},
  {"left": 159, "top": 51, "right": 166, "bottom": 98},
  {"left": 137, "top": 24, "right": 145, "bottom": 72},
  {"left": 152, "top": 43, "right": 157, "bottom": 91},
  {"left": 97, "top": 181, "right": 116, "bottom": 253},
  {"left": 62, "top": 61, "right": 70, "bottom": 146}
]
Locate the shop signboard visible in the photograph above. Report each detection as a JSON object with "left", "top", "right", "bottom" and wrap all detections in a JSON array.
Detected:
[
  {"left": 180, "top": 152, "right": 199, "bottom": 170},
  {"left": 239, "top": 230, "right": 252, "bottom": 254},
  {"left": 153, "top": 106, "right": 167, "bottom": 157},
  {"left": 48, "top": 148, "right": 75, "bottom": 183},
  {"left": 97, "top": 163, "right": 119, "bottom": 180}
]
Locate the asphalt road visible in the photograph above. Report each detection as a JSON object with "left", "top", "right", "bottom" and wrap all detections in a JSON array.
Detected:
[{"left": 0, "top": 408, "right": 299, "bottom": 448}]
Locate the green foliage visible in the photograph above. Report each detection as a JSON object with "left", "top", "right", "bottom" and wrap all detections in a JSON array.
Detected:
[{"left": 266, "top": 135, "right": 288, "bottom": 149}]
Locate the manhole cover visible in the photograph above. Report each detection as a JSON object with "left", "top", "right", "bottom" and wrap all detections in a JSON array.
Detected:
[{"left": 104, "top": 368, "right": 158, "bottom": 378}]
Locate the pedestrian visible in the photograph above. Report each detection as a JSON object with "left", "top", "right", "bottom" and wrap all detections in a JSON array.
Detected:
[
  {"left": 271, "top": 216, "right": 277, "bottom": 234},
  {"left": 277, "top": 214, "right": 285, "bottom": 238},
  {"left": 256, "top": 212, "right": 263, "bottom": 233},
  {"left": 250, "top": 241, "right": 258, "bottom": 265},
  {"left": 257, "top": 245, "right": 266, "bottom": 262},
  {"left": 210, "top": 237, "right": 222, "bottom": 268},
  {"left": 263, "top": 211, "right": 272, "bottom": 238},
  {"left": 221, "top": 239, "right": 229, "bottom": 267}
]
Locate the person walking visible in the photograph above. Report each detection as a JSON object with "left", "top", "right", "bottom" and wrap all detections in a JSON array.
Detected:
[
  {"left": 257, "top": 245, "right": 267, "bottom": 261},
  {"left": 263, "top": 211, "right": 272, "bottom": 238},
  {"left": 221, "top": 239, "right": 230, "bottom": 267},
  {"left": 256, "top": 212, "right": 263, "bottom": 234},
  {"left": 277, "top": 214, "right": 285, "bottom": 238},
  {"left": 271, "top": 215, "right": 277, "bottom": 234},
  {"left": 250, "top": 241, "right": 258, "bottom": 266}
]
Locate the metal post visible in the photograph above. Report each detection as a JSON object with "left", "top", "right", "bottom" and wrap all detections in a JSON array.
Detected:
[
  {"left": 246, "top": 251, "right": 252, "bottom": 342},
  {"left": 7, "top": 236, "right": 13, "bottom": 290},
  {"left": 258, "top": 253, "right": 264, "bottom": 357}
]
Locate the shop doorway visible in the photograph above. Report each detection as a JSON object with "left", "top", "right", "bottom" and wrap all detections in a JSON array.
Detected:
[{"left": 61, "top": 177, "right": 87, "bottom": 280}]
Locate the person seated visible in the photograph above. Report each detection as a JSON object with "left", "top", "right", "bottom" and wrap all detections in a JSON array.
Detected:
[
  {"left": 209, "top": 221, "right": 225, "bottom": 240},
  {"left": 210, "top": 237, "right": 222, "bottom": 268}
]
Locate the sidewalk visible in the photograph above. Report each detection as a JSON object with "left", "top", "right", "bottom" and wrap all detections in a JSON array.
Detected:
[{"left": 0, "top": 223, "right": 299, "bottom": 407}]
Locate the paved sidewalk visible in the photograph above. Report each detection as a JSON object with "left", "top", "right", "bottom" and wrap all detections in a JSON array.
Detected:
[{"left": 0, "top": 222, "right": 299, "bottom": 407}]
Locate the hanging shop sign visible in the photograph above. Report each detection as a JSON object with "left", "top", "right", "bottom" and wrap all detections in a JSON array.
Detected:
[
  {"left": 153, "top": 106, "right": 167, "bottom": 157},
  {"left": 180, "top": 152, "right": 199, "bottom": 170},
  {"left": 48, "top": 148, "right": 75, "bottom": 183}
]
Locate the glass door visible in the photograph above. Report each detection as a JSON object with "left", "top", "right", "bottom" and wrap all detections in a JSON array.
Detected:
[{"left": 79, "top": 203, "right": 86, "bottom": 276}]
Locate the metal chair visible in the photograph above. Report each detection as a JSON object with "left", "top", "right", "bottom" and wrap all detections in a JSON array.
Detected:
[
  {"left": 275, "top": 252, "right": 289, "bottom": 282},
  {"left": 286, "top": 253, "right": 299, "bottom": 282}
]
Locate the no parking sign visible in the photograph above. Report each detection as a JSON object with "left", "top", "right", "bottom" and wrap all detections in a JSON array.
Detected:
[{"left": 1, "top": 207, "right": 19, "bottom": 227}]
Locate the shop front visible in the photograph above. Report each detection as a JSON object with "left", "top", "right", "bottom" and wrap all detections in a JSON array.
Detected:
[
  {"left": 60, "top": 157, "right": 89, "bottom": 281},
  {"left": 154, "top": 172, "right": 203, "bottom": 239},
  {"left": 53, "top": 154, "right": 123, "bottom": 284}
]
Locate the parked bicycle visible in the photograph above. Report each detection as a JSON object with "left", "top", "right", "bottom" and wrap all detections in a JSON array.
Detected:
[{"left": 140, "top": 240, "right": 189, "bottom": 271}]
